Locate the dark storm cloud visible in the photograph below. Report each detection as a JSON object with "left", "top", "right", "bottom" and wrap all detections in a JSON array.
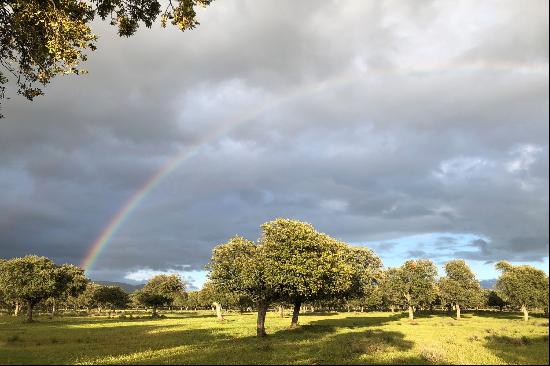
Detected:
[{"left": 0, "top": 1, "right": 548, "bottom": 281}]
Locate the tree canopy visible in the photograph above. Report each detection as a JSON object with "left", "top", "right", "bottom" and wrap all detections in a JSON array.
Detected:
[
  {"left": 0, "top": 0, "right": 214, "bottom": 117},
  {"left": 382, "top": 259, "right": 438, "bottom": 320},
  {"left": 208, "top": 219, "right": 382, "bottom": 336},
  {"left": 0, "top": 255, "right": 87, "bottom": 321},
  {"left": 134, "top": 274, "right": 186, "bottom": 316},
  {"left": 92, "top": 285, "right": 129, "bottom": 311},
  {"left": 439, "top": 259, "right": 482, "bottom": 319},
  {"left": 495, "top": 261, "right": 549, "bottom": 321},
  {"left": 261, "top": 218, "right": 357, "bottom": 327}
]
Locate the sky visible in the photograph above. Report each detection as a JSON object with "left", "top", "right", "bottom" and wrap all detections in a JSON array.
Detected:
[{"left": 0, "top": 0, "right": 548, "bottom": 290}]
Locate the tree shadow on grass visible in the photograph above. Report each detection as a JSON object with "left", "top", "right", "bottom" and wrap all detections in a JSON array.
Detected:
[
  {"left": 306, "top": 313, "right": 407, "bottom": 329},
  {"left": 119, "top": 321, "right": 415, "bottom": 365},
  {"left": 483, "top": 334, "right": 549, "bottom": 365},
  {"left": 298, "top": 311, "right": 339, "bottom": 317},
  {"left": 2, "top": 313, "right": 415, "bottom": 364}
]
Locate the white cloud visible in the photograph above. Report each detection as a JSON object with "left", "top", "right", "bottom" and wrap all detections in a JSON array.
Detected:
[{"left": 506, "top": 144, "right": 543, "bottom": 173}]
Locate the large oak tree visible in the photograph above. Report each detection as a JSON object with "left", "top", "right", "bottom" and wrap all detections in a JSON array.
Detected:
[
  {"left": 0, "top": 255, "right": 87, "bottom": 321},
  {"left": 495, "top": 261, "right": 549, "bottom": 321},
  {"left": 439, "top": 259, "right": 482, "bottom": 319},
  {"left": 383, "top": 259, "right": 438, "bottom": 320}
]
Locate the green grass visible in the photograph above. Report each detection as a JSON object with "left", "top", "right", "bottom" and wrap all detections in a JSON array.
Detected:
[{"left": 0, "top": 311, "right": 548, "bottom": 364}]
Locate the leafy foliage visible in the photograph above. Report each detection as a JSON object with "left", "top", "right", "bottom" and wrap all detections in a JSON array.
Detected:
[
  {"left": 381, "top": 260, "right": 437, "bottom": 318},
  {"left": 0, "top": 255, "right": 88, "bottom": 320},
  {"left": 0, "top": 0, "right": 213, "bottom": 117},
  {"left": 261, "top": 219, "right": 355, "bottom": 304},
  {"left": 134, "top": 274, "right": 186, "bottom": 315},
  {"left": 92, "top": 285, "right": 129, "bottom": 310},
  {"left": 439, "top": 259, "right": 483, "bottom": 309},
  {"left": 495, "top": 261, "right": 549, "bottom": 312}
]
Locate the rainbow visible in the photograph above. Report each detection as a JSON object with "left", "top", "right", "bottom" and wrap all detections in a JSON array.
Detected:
[{"left": 81, "top": 60, "right": 548, "bottom": 272}]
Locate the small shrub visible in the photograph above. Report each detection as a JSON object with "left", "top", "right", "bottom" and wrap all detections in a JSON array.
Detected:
[
  {"left": 6, "top": 334, "right": 20, "bottom": 343},
  {"left": 381, "top": 334, "right": 394, "bottom": 343},
  {"left": 420, "top": 345, "right": 447, "bottom": 364},
  {"left": 350, "top": 340, "right": 387, "bottom": 354},
  {"left": 256, "top": 341, "right": 273, "bottom": 352},
  {"left": 486, "top": 335, "right": 527, "bottom": 346},
  {"left": 468, "top": 335, "right": 481, "bottom": 342}
]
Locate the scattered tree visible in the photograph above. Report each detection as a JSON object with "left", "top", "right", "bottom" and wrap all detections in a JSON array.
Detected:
[
  {"left": 92, "top": 285, "right": 129, "bottom": 314},
  {"left": 484, "top": 289, "right": 507, "bottom": 311},
  {"left": 261, "top": 219, "right": 356, "bottom": 328},
  {"left": 384, "top": 260, "right": 438, "bottom": 320},
  {"left": 208, "top": 235, "right": 278, "bottom": 337},
  {"left": 495, "top": 261, "right": 549, "bottom": 321},
  {"left": 48, "top": 264, "right": 88, "bottom": 316},
  {"left": 439, "top": 259, "right": 482, "bottom": 319},
  {"left": 134, "top": 274, "right": 186, "bottom": 317},
  {"left": 341, "top": 246, "right": 383, "bottom": 313},
  {"left": 0, "top": 255, "right": 85, "bottom": 321}
]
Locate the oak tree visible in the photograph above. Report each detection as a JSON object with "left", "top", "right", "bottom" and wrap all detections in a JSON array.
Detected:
[
  {"left": 261, "top": 218, "right": 356, "bottom": 328},
  {"left": 134, "top": 274, "right": 186, "bottom": 317},
  {"left": 495, "top": 261, "right": 549, "bottom": 321},
  {"left": 208, "top": 235, "right": 277, "bottom": 337},
  {"left": 439, "top": 259, "right": 482, "bottom": 319}
]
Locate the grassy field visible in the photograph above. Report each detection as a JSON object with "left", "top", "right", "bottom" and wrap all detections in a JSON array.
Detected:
[{"left": 0, "top": 310, "right": 548, "bottom": 365}]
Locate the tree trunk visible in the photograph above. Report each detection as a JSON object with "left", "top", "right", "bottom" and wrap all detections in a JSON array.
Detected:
[
  {"left": 390, "top": 305, "right": 395, "bottom": 313},
  {"left": 408, "top": 305, "right": 414, "bottom": 320},
  {"left": 256, "top": 300, "right": 268, "bottom": 337},
  {"left": 456, "top": 304, "right": 461, "bottom": 320},
  {"left": 26, "top": 300, "right": 34, "bottom": 322},
  {"left": 152, "top": 306, "right": 157, "bottom": 317},
  {"left": 278, "top": 305, "right": 284, "bottom": 318},
  {"left": 213, "top": 302, "right": 224, "bottom": 321},
  {"left": 51, "top": 301, "right": 57, "bottom": 317},
  {"left": 521, "top": 304, "right": 529, "bottom": 321},
  {"left": 360, "top": 306, "right": 364, "bottom": 313},
  {"left": 291, "top": 301, "right": 301, "bottom": 328},
  {"left": 14, "top": 302, "right": 20, "bottom": 316}
]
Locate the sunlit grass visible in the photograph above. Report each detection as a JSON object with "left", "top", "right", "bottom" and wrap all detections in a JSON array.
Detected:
[{"left": 0, "top": 311, "right": 547, "bottom": 364}]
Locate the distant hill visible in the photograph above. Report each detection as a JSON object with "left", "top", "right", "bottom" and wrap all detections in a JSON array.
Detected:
[
  {"left": 480, "top": 279, "right": 497, "bottom": 289},
  {"left": 93, "top": 281, "right": 144, "bottom": 293}
]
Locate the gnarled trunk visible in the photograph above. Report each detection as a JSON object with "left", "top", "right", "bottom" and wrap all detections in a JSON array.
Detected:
[
  {"left": 26, "top": 300, "right": 34, "bottom": 322},
  {"left": 521, "top": 304, "right": 529, "bottom": 321},
  {"left": 256, "top": 300, "right": 268, "bottom": 337},
  {"left": 291, "top": 301, "right": 301, "bottom": 327},
  {"left": 408, "top": 305, "right": 414, "bottom": 320},
  {"left": 213, "top": 302, "right": 224, "bottom": 321},
  {"left": 456, "top": 304, "right": 461, "bottom": 320}
]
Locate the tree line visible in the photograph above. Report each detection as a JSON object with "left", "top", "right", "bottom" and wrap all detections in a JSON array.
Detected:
[{"left": 1, "top": 218, "right": 548, "bottom": 337}]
